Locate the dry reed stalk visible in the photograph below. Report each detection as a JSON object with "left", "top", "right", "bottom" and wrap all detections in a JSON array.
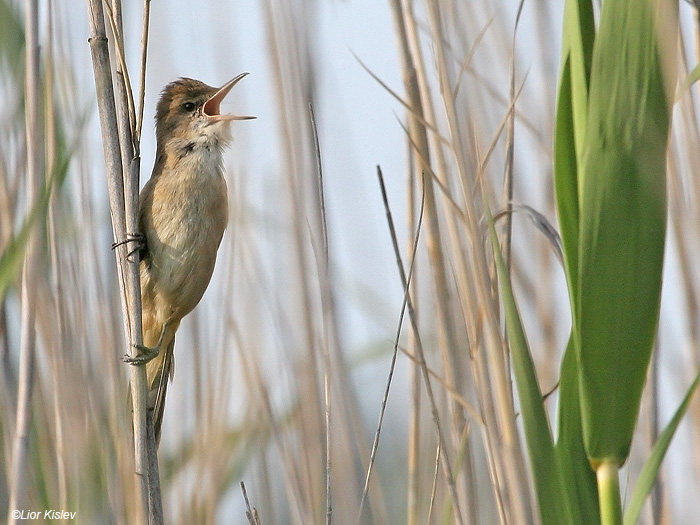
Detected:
[
  {"left": 387, "top": 1, "right": 471, "bottom": 523},
  {"left": 85, "top": 0, "right": 157, "bottom": 521},
  {"left": 308, "top": 103, "right": 334, "bottom": 525},
  {"left": 107, "top": 1, "right": 161, "bottom": 519},
  {"left": 261, "top": 5, "right": 325, "bottom": 519},
  {"left": 403, "top": 3, "right": 494, "bottom": 521},
  {"left": 672, "top": 36, "right": 700, "bottom": 517},
  {"left": 357, "top": 165, "right": 424, "bottom": 524},
  {"left": 501, "top": 0, "right": 526, "bottom": 271},
  {"left": 422, "top": 3, "right": 534, "bottom": 523},
  {"left": 223, "top": 230, "right": 312, "bottom": 523},
  {"left": 394, "top": 3, "right": 527, "bottom": 523},
  {"left": 390, "top": 6, "right": 429, "bottom": 524},
  {"left": 4, "top": 1, "right": 700, "bottom": 523},
  {"left": 44, "top": 1, "right": 69, "bottom": 511},
  {"left": 261, "top": 3, "right": 389, "bottom": 523},
  {"left": 7, "top": 1, "right": 41, "bottom": 520}
]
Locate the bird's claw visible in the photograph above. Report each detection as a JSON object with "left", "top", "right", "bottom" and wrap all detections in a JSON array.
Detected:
[
  {"left": 123, "top": 343, "right": 160, "bottom": 365},
  {"left": 112, "top": 232, "right": 146, "bottom": 262}
]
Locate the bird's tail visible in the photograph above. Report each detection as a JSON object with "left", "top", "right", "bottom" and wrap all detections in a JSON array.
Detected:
[
  {"left": 146, "top": 333, "right": 176, "bottom": 445},
  {"left": 126, "top": 319, "right": 179, "bottom": 446}
]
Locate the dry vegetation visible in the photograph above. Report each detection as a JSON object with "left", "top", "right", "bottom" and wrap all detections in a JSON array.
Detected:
[{"left": 2, "top": 1, "right": 700, "bottom": 524}]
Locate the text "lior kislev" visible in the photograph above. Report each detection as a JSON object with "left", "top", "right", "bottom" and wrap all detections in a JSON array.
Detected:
[{"left": 12, "top": 509, "right": 76, "bottom": 520}]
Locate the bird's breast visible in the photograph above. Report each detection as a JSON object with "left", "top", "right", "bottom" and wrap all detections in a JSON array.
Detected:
[{"left": 140, "top": 156, "right": 229, "bottom": 322}]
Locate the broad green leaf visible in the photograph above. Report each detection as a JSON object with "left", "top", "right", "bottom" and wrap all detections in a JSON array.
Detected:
[
  {"left": 555, "top": 337, "right": 599, "bottom": 525},
  {"left": 623, "top": 369, "right": 700, "bottom": 525},
  {"left": 490, "top": 223, "right": 574, "bottom": 525},
  {"left": 577, "top": 0, "right": 678, "bottom": 464}
]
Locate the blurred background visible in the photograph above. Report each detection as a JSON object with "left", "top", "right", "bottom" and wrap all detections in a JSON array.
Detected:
[{"left": 2, "top": 0, "right": 700, "bottom": 523}]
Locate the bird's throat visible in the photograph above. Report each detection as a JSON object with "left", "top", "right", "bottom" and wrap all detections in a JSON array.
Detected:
[{"left": 155, "top": 131, "right": 229, "bottom": 181}]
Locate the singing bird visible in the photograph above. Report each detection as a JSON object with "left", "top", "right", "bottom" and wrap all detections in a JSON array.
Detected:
[{"left": 124, "top": 74, "right": 254, "bottom": 443}]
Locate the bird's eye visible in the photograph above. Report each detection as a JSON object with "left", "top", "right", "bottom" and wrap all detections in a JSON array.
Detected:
[{"left": 182, "top": 102, "right": 196, "bottom": 112}]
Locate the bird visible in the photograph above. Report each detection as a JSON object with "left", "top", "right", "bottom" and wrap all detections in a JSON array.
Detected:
[{"left": 123, "top": 73, "right": 254, "bottom": 443}]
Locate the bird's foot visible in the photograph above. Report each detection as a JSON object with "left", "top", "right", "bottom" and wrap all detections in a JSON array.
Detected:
[
  {"left": 112, "top": 232, "right": 146, "bottom": 262},
  {"left": 123, "top": 343, "right": 160, "bottom": 365}
]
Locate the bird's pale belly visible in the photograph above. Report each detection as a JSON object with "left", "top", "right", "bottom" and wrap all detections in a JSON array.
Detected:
[{"left": 141, "top": 173, "right": 227, "bottom": 324}]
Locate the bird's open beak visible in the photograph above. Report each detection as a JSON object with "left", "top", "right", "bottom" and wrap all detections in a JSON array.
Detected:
[{"left": 203, "top": 72, "right": 256, "bottom": 122}]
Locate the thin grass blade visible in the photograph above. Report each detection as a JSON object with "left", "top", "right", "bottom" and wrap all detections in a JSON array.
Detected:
[
  {"left": 0, "top": 155, "right": 68, "bottom": 301},
  {"left": 623, "top": 369, "right": 700, "bottom": 525},
  {"left": 489, "top": 221, "right": 574, "bottom": 525},
  {"left": 553, "top": 0, "right": 595, "bottom": 319}
]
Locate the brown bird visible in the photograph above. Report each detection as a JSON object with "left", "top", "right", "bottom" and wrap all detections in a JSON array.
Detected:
[{"left": 124, "top": 74, "right": 254, "bottom": 443}]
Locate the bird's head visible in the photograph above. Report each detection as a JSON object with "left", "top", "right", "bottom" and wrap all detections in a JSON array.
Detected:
[{"left": 154, "top": 73, "right": 255, "bottom": 156}]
